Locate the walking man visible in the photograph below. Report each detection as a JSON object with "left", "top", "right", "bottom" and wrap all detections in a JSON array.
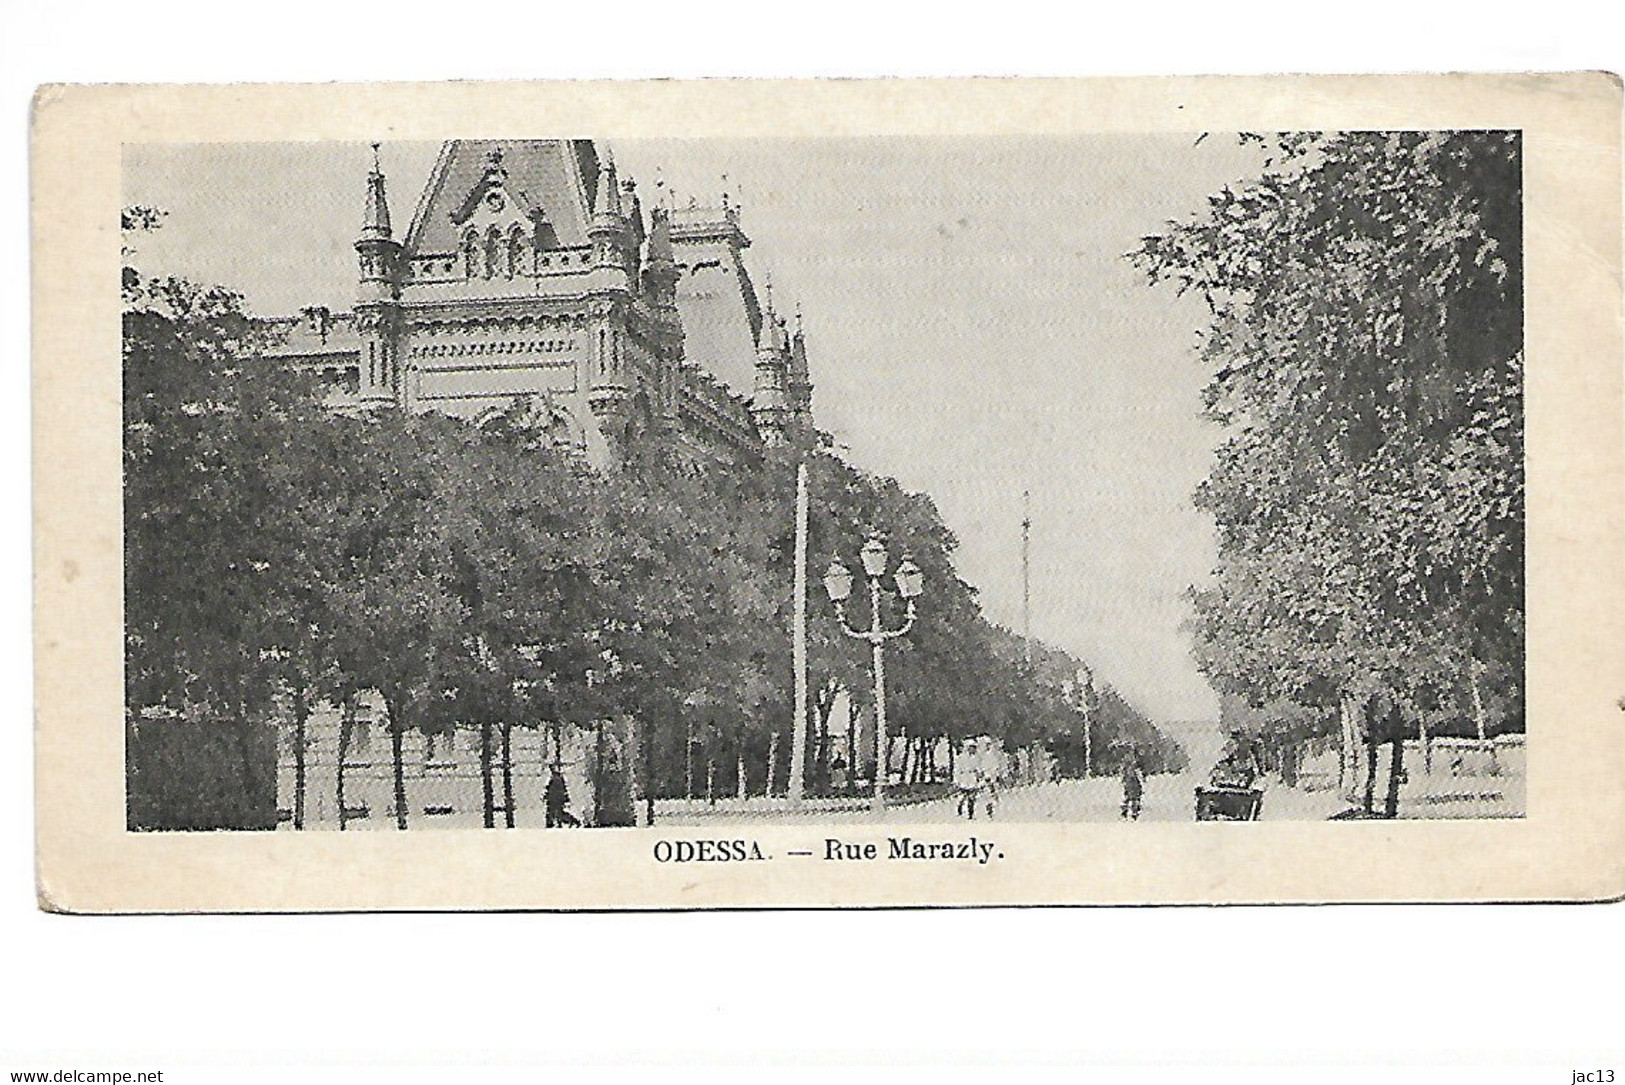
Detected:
[
  {"left": 544, "top": 766, "right": 578, "bottom": 828},
  {"left": 1120, "top": 750, "right": 1145, "bottom": 820},
  {"left": 954, "top": 738, "right": 982, "bottom": 819}
]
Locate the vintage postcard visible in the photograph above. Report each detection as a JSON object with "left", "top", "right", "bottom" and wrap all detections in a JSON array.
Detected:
[{"left": 32, "top": 74, "right": 1624, "bottom": 911}]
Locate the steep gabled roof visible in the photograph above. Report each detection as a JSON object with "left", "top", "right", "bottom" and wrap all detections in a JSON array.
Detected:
[{"left": 404, "top": 139, "right": 600, "bottom": 255}]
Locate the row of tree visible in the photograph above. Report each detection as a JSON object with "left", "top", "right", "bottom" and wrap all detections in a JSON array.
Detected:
[
  {"left": 1132, "top": 131, "right": 1524, "bottom": 816},
  {"left": 123, "top": 208, "right": 1174, "bottom": 830}
]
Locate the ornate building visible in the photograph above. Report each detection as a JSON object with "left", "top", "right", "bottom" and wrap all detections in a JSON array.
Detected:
[
  {"left": 263, "top": 140, "right": 818, "bottom": 828},
  {"left": 265, "top": 139, "right": 815, "bottom": 468}
]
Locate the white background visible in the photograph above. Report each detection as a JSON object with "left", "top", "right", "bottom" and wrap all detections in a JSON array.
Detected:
[{"left": 3, "top": 2, "right": 1622, "bottom": 1078}]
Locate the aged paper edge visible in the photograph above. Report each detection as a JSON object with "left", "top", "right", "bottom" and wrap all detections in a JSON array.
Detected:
[{"left": 32, "top": 74, "right": 1625, "bottom": 912}]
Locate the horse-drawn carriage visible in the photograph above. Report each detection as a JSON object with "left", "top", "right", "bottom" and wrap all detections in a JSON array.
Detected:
[
  {"left": 1194, "top": 784, "right": 1263, "bottom": 821},
  {"left": 1196, "top": 729, "right": 1266, "bottom": 820}
]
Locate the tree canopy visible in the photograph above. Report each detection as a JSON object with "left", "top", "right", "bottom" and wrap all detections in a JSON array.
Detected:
[
  {"left": 123, "top": 207, "right": 1172, "bottom": 828},
  {"left": 1131, "top": 132, "right": 1524, "bottom": 793}
]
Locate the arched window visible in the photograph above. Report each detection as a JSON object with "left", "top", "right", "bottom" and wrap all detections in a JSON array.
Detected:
[
  {"left": 508, "top": 226, "right": 527, "bottom": 278},
  {"left": 485, "top": 226, "right": 501, "bottom": 279},
  {"left": 462, "top": 230, "right": 479, "bottom": 279}
]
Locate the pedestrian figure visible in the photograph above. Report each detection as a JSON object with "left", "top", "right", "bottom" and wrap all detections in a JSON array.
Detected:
[
  {"left": 1210, "top": 728, "right": 1264, "bottom": 791},
  {"left": 979, "top": 740, "right": 1002, "bottom": 819},
  {"left": 954, "top": 739, "right": 981, "bottom": 819},
  {"left": 1120, "top": 751, "right": 1145, "bottom": 820},
  {"left": 545, "top": 766, "right": 579, "bottom": 828}
]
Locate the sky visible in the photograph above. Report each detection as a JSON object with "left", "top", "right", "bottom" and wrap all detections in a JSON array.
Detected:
[{"left": 124, "top": 135, "right": 1269, "bottom": 724}]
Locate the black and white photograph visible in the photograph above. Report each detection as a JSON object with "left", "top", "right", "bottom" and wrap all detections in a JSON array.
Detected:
[{"left": 118, "top": 130, "right": 1524, "bottom": 834}]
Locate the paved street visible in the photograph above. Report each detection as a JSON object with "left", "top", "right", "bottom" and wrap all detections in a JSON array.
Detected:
[
  {"left": 654, "top": 772, "right": 1346, "bottom": 825},
  {"left": 654, "top": 745, "right": 1525, "bottom": 826},
  {"left": 285, "top": 740, "right": 1524, "bottom": 830}
]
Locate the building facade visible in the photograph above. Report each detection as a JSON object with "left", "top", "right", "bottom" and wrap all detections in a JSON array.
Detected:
[
  {"left": 265, "top": 139, "right": 815, "bottom": 470},
  {"left": 265, "top": 139, "right": 819, "bottom": 827}
]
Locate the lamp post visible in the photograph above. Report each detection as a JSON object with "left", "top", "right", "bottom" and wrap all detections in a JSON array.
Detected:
[{"left": 822, "top": 534, "right": 923, "bottom": 811}]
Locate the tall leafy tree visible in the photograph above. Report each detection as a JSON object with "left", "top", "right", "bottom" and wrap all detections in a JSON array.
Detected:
[{"left": 1133, "top": 132, "right": 1523, "bottom": 814}]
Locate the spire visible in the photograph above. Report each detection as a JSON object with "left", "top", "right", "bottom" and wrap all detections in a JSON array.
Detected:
[
  {"left": 622, "top": 175, "right": 643, "bottom": 230},
  {"left": 756, "top": 299, "right": 787, "bottom": 353},
  {"left": 593, "top": 150, "right": 622, "bottom": 222},
  {"left": 355, "top": 143, "right": 402, "bottom": 406},
  {"left": 356, "top": 142, "right": 402, "bottom": 297},
  {"left": 788, "top": 306, "right": 812, "bottom": 414},
  {"left": 757, "top": 272, "right": 787, "bottom": 351},
  {"left": 360, "top": 142, "right": 392, "bottom": 241},
  {"left": 753, "top": 285, "right": 790, "bottom": 446},
  {"left": 589, "top": 148, "right": 627, "bottom": 274}
]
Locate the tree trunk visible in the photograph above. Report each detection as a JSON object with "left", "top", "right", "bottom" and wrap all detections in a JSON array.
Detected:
[
  {"left": 292, "top": 690, "right": 309, "bottom": 831},
  {"left": 812, "top": 717, "right": 826, "bottom": 797},
  {"left": 766, "top": 732, "right": 779, "bottom": 799},
  {"left": 336, "top": 696, "right": 352, "bottom": 831},
  {"left": 500, "top": 720, "right": 515, "bottom": 829},
  {"left": 1469, "top": 665, "right": 1499, "bottom": 774},
  {"left": 389, "top": 713, "right": 408, "bottom": 831},
  {"left": 1082, "top": 711, "right": 1093, "bottom": 777},
  {"left": 1384, "top": 732, "right": 1405, "bottom": 819},
  {"left": 851, "top": 714, "right": 864, "bottom": 792},
  {"left": 594, "top": 719, "right": 607, "bottom": 825},
  {"left": 706, "top": 748, "right": 716, "bottom": 806},
  {"left": 684, "top": 718, "right": 694, "bottom": 799},
  {"left": 643, "top": 717, "right": 656, "bottom": 827},
  {"left": 1339, "top": 693, "right": 1363, "bottom": 803},
  {"left": 1361, "top": 726, "right": 1379, "bottom": 816},
  {"left": 480, "top": 721, "right": 495, "bottom": 829},
  {"left": 234, "top": 706, "right": 263, "bottom": 830},
  {"left": 736, "top": 747, "right": 747, "bottom": 800}
]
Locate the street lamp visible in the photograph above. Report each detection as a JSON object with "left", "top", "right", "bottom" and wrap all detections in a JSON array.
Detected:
[{"left": 823, "top": 534, "right": 923, "bottom": 810}]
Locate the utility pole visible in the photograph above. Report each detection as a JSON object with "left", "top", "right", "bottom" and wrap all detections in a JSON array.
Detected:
[
  {"left": 789, "top": 461, "right": 810, "bottom": 802},
  {"left": 1078, "top": 665, "right": 1094, "bottom": 778},
  {"left": 1021, "top": 489, "right": 1032, "bottom": 663}
]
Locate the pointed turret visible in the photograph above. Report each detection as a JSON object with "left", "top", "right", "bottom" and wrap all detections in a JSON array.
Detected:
[
  {"left": 356, "top": 143, "right": 401, "bottom": 282},
  {"left": 360, "top": 144, "right": 393, "bottom": 242},
  {"left": 355, "top": 143, "right": 403, "bottom": 405},
  {"left": 593, "top": 152, "right": 621, "bottom": 219},
  {"left": 589, "top": 150, "right": 631, "bottom": 278},
  {"left": 590, "top": 153, "right": 622, "bottom": 238},
  {"left": 787, "top": 306, "right": 813, "bottom": 426},
  {"left": 751, "top": 296, "right": 790, "bottom": 447},
  {"left": 621, "top": 175, "right": 645, "bottom": 251}
]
